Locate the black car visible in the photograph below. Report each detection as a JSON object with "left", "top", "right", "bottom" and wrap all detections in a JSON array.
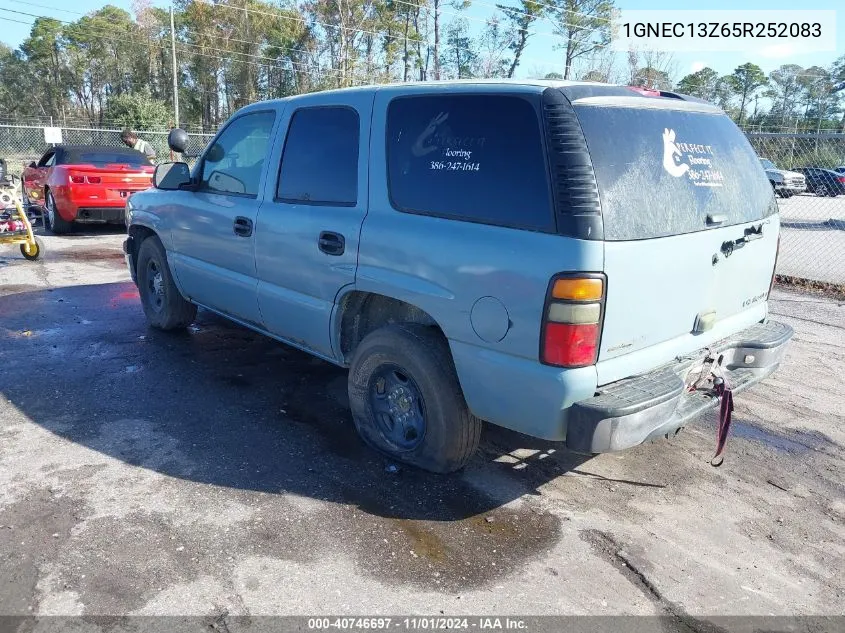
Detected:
[{"left": 794, "top": 167, "right": 845, "bottom": 197}]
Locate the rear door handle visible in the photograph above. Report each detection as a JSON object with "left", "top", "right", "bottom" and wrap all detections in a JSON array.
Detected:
[
  {"left": 318, "top": 231, "right": 345, "bottom": 256},
  {"left": 233, "top": 216, "right": 253, "bottom": 237}
]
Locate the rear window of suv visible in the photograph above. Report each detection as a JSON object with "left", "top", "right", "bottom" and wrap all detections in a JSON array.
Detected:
[
  {"left": 386, "top": 94, "right": 553, "bottom": 231},
  {"left": 574, "top": 105, "right": 776, "bottom": 240}
]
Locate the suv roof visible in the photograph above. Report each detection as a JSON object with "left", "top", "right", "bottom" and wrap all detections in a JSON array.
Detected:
[{"left": 236, "top": 80, "right": 716, "bottom": 115}]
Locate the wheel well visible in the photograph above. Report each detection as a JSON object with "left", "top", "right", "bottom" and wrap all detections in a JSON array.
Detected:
[
  {"left": 127, "top": 225, "right": 157, "bottom": 267},
  {"left": 339, "top": 292, "right": 442, "bottom": 361}
]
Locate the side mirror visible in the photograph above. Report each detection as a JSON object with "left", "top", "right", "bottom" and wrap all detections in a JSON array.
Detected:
[
  {"left": 168, "top": 128, "right": 189, "bottom": 154},
  {"left": 28, "top": 161, "right": 37, "bottom": 169},
  {"left": 153, "top": 162, "right": 192, "bottom": 190}
]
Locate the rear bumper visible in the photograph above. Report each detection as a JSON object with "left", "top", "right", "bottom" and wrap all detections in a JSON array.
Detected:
[
  {"left": 773, "top": 183, "right": 805, "bottom": 191},
  {"left": 565, "top": 320, "right": 793, "bottom": 453},
  {"left": 72, "top": 207, "right": 126, "bottom": 224}
]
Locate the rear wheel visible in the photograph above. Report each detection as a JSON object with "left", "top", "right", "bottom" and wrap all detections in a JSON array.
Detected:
[
  {"left": 348, "top": 323, "right": 482, "bottom": 473},
  {"left": 45, "top": 191, "right": 72, "bottom": 234},
  {"left": 815, "top": 183, "right": 829, "bottom": 197},
  {"left": 136, "top": 236, "right": 197, "bottom": 330}
]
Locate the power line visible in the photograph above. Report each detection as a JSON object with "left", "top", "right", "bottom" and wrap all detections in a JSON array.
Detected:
[
  {"left": 0, "top": 4, "right": 369, "bottom": 78},
  {"left": 0, "top": 1, "right": 583, "bottom": 77},
  {"left": 0, "top": 11, "right": 356, "bottom": 86},
  {"left": 3, "top": 1, "right": 836, "bottom": 83}
]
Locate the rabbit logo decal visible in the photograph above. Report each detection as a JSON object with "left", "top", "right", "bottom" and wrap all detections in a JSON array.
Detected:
[{"left": 662, "top": 128, "right": 690, "bottom": 178}]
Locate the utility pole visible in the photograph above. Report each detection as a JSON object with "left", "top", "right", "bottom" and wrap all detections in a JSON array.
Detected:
[{"left": 170, "top": 5, "right": 179, "bottom": 128}]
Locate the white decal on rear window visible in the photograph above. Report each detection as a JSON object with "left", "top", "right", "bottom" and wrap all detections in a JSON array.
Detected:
[{"left": 662, "top": 128, "right": 724, "bottom": 187}]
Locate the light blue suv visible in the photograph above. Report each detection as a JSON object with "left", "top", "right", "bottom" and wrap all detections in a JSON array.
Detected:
[{"left": 124, "top": 80, "right": 792, "bottom": 473}]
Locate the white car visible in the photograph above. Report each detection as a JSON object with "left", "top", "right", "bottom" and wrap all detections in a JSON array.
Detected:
[{"left": 759, "top": 158, "right": 806, "bottom": 198}]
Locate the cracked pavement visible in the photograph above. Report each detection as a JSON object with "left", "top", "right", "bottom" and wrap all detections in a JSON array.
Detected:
[{"left": 1, "top": 228, "right": 843, "bottom": 625}]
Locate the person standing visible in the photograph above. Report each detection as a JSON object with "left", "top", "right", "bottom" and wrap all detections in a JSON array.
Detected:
[{"left": 120, "top": 129, "right": 157, "bottom": 161}]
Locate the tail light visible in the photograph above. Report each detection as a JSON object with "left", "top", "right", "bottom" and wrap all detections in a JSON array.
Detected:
[
  {"left": 69, "top": 174, "right": 102, "bottom": 184},
  {"left": 837, "top": 176, "right": 845, "bottom": 184},
  {"left": 541, "top": 274, "right": 605, "bottom": 368}
]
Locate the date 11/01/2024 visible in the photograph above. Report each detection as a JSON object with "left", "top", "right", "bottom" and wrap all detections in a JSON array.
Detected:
[{"left": 430, "top": 161, "right": 481, "bottom": 172}]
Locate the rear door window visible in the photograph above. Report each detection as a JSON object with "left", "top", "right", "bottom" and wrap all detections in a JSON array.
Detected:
[
  {"left": 574, "top": 105, "right": 775, "bottom": 240},
  {"left": 386, "top": 94, "right": 553, "bottom": 231},
  {"left": 276, "top": 107, "right": 359, "bottom": 206}
]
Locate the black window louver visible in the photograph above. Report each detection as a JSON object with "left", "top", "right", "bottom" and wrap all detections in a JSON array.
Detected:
[{"left": 542, "top": 88, "right": 603, "bottom": 240}]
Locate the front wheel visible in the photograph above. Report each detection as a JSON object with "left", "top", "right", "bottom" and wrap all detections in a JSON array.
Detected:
[
  {"left": 136, "top": 236, "right": 197, "bottom": 330},
  {"left": 815, "top": 184, "right": 829, "bottom": 197},
  {"left": 348, "top": 324, "right": 482, "bottom": 473},
  {"left": 20, "top": 236, "right": 44, "bottom": 261}
]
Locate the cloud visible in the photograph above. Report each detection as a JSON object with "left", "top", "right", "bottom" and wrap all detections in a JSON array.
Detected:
[
  {"left": 690, "top": 61, "right": 706, "bottom": 73},
  {"left": 759, "top": 44, "right": 797, "bottom": 59}
]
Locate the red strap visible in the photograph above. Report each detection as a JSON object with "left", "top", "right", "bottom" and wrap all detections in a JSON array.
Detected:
[{"left": 710, "top": 382, "right": 734, "bottom": 467}]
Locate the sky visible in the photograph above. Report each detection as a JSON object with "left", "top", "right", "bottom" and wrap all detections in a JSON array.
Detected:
[{"left": 0, "top": 0, "right": 842, "bottom": 82}]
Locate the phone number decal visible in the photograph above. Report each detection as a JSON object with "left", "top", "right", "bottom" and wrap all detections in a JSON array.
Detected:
[{"left": 430, "top": 161, "right": 481, "bottom": 172}]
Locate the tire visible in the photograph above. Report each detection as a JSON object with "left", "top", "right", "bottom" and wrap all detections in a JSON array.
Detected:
[
  {"left": 815, "top": 184, "right": 829, "bottom": 197},
  {"left": 136, "top": 236, "right": 197, "bottom": 330},
  {"left": 45, "top": 190, "right": 72, "bottom": 234},
  {"left": 20, "top": 236, "right": 44, "bottom": 261},
  {"left": 782, "top": 191, "right": 795, "bottom": 198},
  {"left": 348, "top": 323, "right": 482, "bottom": 473}
]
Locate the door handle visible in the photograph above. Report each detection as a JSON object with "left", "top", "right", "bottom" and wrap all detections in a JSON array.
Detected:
[
  {"left": 318, "top": 231, "right": 345, "bottom": 256},
  {"left": 233, "top": 216, "right": 253, "bottom": 237}
]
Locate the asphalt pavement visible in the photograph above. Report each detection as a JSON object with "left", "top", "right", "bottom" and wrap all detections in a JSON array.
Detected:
[{"left": 0, "top": 228, "right": 843, "bottom": 626}]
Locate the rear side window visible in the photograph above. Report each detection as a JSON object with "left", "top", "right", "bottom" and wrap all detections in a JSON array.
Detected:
[
  {"left": 574, "top": 105, "right": 775, "bottom": 240},
  {"left": 277, "top": 107, "right": 359, "bottom": 206},
  {"left": 386, "top": 95, "right": 553, "bottom": 231}
]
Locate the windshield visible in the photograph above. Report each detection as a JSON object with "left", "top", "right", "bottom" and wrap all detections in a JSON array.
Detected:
[{"left": 759, "top": 158, "right": 776, "bottom": 170}]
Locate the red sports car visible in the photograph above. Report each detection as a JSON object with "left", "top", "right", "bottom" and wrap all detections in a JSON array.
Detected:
[{"left": 22, "top": 144, "right": 154, "bottom": 234}]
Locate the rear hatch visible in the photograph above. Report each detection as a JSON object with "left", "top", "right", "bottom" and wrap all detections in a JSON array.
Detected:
[{"left": 570, "top": 96, "right": 779, "bottom": 385}]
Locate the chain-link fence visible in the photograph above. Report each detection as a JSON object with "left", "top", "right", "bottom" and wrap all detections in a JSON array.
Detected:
[
  {"left": 745, "top": 132, "right": 845, "bottom": 286},
  {"left": 1, "top": 123, "right": 842, "bottom": 286},
  {"left": 0, "top": 124, "right": 214, "bottom": 170}
]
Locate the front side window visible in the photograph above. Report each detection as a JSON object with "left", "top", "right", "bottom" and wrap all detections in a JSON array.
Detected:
[
  {"left": 276, "top": 107, "right": 359, "bottom": 206},
  {"left": 386, "top": 94, "right": 553, "bottom": 231},
  {"left": 201, "top": 111, "right": 276, "bottom": 197}
]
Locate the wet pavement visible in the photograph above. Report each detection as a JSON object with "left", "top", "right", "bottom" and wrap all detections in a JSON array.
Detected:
[{"left": 1, "top": 229, "right": 843, "bottom": 622}]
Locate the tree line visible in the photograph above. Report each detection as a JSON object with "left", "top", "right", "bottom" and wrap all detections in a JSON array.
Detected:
[
  {"left": 674, "top": 61, "right": 845, "bottom": 133},
  {"left": 0, "top": 0, "right": 842, "bottom": 133}
]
